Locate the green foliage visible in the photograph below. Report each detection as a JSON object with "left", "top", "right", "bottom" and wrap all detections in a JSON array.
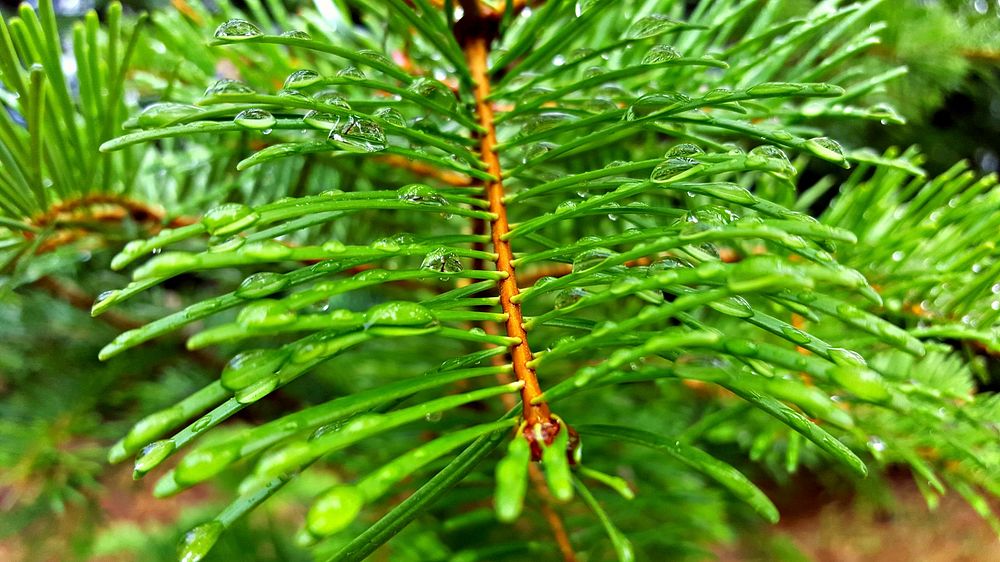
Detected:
[
  {"left": 821, "top": 0, "right": 1000, "bottom": 171},
  {"left": 1, "top": 0, "right": 999, "bottom": 561},
  {"left": 0, "top": 2, "right": 137, "bottom": 216}
]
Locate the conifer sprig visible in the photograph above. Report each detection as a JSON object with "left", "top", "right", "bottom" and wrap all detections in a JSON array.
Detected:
[{"left": 1, "top": 1, "right": 996, "bottom": 560}]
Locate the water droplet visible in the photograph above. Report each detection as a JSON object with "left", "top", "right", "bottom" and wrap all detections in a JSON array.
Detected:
[
  {"left": 867, "top": 103, "right": 901, "bottom": 124},
  {"left": 796, "top": 291, "right": 818, "bottom": 303},
  {"left": 237, "top": 299, "right": 296, "bottom": 328},
  {"left": 203, "top": 79, "right": 254, "bottom": 97},
  {"left": 748, "top": 144, "right": 789, "bottom": 162},
  {"left": 709, "top": 295, "right": 753, "bottom": 318},
  {"left": 521, "top": 142, "right": 557, "bottom": 163},
  {"left": 407, "top": 77, "right": 455, "bottom": 107},
  {"left": 284, "top": 69, "right": 322, "bottom": 89},
  {"left": 665, "top": 143, "right": 703, "bottom": 158},
  {"left": 594, "top": 83, "right": 635, "bottom": 101},
  {"left": 364, "top": 301, "right": 438, "bottom": 335},
  {"left": 214, "top": 19, "right": 262, "bottom": 41},
  {"left": 889, "top": 252, "right": 909, "bottom": 265},
  {"left": 554, "top": 288, "right": 587, "bottom": 309},
  {"left": 521, "top": 112, "right": 576, "bottom": 136},
  {"left": 651, "top": 157, "right": 699, "bottom": 182},
  {"left": 681, "top": 205, "right": 740, "bottom": 230},
  {"left": 555, "top": 200, "right": 578, "bottom": 214},
  {"left": 392, "top": 233, "right": 416, "bottom": 245},
  {"left": 749, "top": 145, "right": 796, "bottom": 178},
  {"left": 205, "top": 233, "right": 243, "bottom": 252},
  {"left": 236, "top": 272, "right": 289, "bottom": 298},
  {"left": 780, "top": 325, "right": 810, "bottom": 344},
  {"left": 94, "top": 290, "right": 118, "bottom": 307},
  {"left": 307, "top": 485, "right": 364, "bottom": 536},
  {"left": 234, "top": 108, "right": 276, "bottom": 130},
  {"left": 373, "top": 107, "right": 405, "bottom": 127},
  {"left": 235, "top": 374, "right": 280, "bottom": 404},
  {"left": 177, "top": 521, "right": 224, "bottom": 562},
  {"left": 420, "top": 247, "right": 463, "bottom": 278},
  {"left": 307, "top": 94, "right": 347, "bottom": 110},
  {"left": 626, "top": 92, "right": 690, "bottom": 120},
  {"left": 534, "top": 276, "right": 558, "bottom": 290},
  {"left": 291, "top": 341, "right": 326, "bottom": 364},
  {"left": 121, "top": 407, "right": 186, "bottom": 452},
  {"left": 240, "top": 240, "right": 292, "bottom": 260},
  {"left": 134, "top": 439, "right": 176, "bottom": 476},
  {"left": 121, "top": 239, "right": 146, "bottom": 256},
  {"left": 585, "top": 97, "right": 617, "bottom": 113},
  {"left": 356, "top": 269, "right": 390, "bottom": 282},
  {"left": 867, "top": 435, "right": 886, "bottom": 453},
  {"left": 329, "top": 116, "right": 387, "bottom": 152},
  {"left": 315, "top": 240, "right": 344, "bottom": 254},
  {"left": 135, "top": 103, "right": 205, "bottom": 128},
  {"left": 371, "top": 236, "right": 401, "bottom": 252},
  {"left": 659, "top": 256, "right": 697, "bottom": 274},
  {"left": 303, "top": 110, "right": 342, "bottom": 130},
  {"left": 828, "top": 347, "right": 867, "bottom": 368},
  {"left": 805, "top": 136, "right": 845, "bottom": 161},
  {"left": 277, "top": 88, "right": 308, "bottom": 100},
  {"left": 723, "top": 339, "right": 758, "bottom": 355},
  {"left": 398, "top": 184, "right": 448, "bottom": 206},
  {"left": 175, "top": 442, "right": 241, "bottom": 485},
  {"left": 830, "top": 365, "right": 890, "bottom": 402},
  {"left": 642, "top": 45, "right": 681, "bottom": 64},
  {"left": 336, "top": 66, "right": 366, "bottom": 80},
  {"left": 280, "top": 30, "right": 310, "bottom": 39},
  {"left": 221, "top": 348, "right": 289, "bottom": 391},
  {"left": 626, "top": 15, "right": 680, "bottom": 39},
  {"left": 190, "top": 415, "right": 213, "bottom": 433},
  {"left": 573, "top": 247, "right": 617, "bottom": 271},
  {"left": 359, "top": 49, "right": 392, "bottom": 66},
  {"left": 610, "top": 276, "right": 642, "bottom": 295}
]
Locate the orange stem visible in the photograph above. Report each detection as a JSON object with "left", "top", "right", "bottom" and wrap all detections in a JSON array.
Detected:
[
  {"left": 528, "top": 464, "right": 579, "bottom": 562},
  {"left": 379, "top": 154, "right": 473, "bottom": 186},
  {"left": 21, "top": 194, "right": 196, "bottom": 253},
  {"left": 465, "top": 36, "right": 551, "bottom": 426},
  {"left": 28, "top": 193, "right": 192, "bottom": 230}
]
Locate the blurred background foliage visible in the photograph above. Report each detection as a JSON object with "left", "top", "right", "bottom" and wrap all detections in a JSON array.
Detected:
[{"left": 0, "top": 1, "right": 997, "bottom": 561}]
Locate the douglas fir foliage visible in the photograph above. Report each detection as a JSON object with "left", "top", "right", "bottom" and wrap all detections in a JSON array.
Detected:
[{"left": 1, "top": 0, "right": 999, "bottom": 561}]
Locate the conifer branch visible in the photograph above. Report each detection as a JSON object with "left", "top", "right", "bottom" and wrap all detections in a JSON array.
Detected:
[
  {"left": 481, "top": 319, "right": 578, "bottom": 562},
  {"left": 19, "top": 2, "right": 995, "bottom": 559}
]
